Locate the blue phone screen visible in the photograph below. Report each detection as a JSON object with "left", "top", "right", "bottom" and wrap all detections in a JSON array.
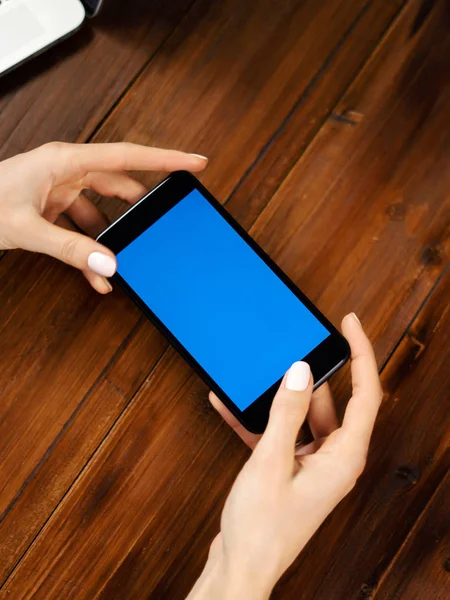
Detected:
[{"left": 117, "top": 189, "right": 329, "bottom": 411}]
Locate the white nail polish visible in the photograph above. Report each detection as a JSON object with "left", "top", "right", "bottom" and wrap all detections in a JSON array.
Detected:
[
  {"left": 351, "top": 312, "right": 361, "bottom": 326},
  {"left": 190, "top": 153, "right": 208, "bottom": 160},
  {"left": 286, "top": 362, "right": 311, "bottom": 391},
  {"left": 88, "top": 252, "right": 116, "bottom": 277}
]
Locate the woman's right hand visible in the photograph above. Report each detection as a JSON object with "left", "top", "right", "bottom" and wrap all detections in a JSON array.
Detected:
[{"left": 189, "top": 313, "right": 383, "bottom": 600}]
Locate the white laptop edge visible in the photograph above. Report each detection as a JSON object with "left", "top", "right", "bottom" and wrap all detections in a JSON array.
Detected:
[{"left": 0, "top": 0, "right": 85, "bottom": 77}]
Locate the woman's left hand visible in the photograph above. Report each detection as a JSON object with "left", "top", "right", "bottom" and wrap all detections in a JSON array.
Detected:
[{"left": 0, "top": 142, "right": 207, "bottom": 293}]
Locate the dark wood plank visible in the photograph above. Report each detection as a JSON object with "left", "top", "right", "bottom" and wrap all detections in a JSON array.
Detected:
[
  {"left": 92, "top": 0, "right": 406, "bottom": 218},
  {"left": 274, "top": 267, "right": 450, "bottom": 599},
  {"left": 250, "top": 0, "right": 450, "bottom": 377},
  {"left": 0, "top": 0, "right": 193, "bottom": 159},
  {"left": 0, "top": 0, "right": 403, "bottom": 586},
  {"left": 373, "top": 471, "right": 450, "bottom": 600},
  {"left": 2, "top": 1, "right": 449, "bottom": 598},
  {"left": 225, "top": 0, "right": 408, "bottom": 229}
]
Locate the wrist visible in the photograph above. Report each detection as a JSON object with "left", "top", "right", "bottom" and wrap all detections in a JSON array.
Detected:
[
  {"left": 188, "top": 551, "right": 275, "bottom": 600},
  {"left": 221, "top": 559, "right": 275, "bottom": 600}
]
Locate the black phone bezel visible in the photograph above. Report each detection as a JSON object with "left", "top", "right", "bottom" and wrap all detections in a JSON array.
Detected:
[
  {"left": 81, "top": 0, "right": 104, "bottom": 17},
  {"left": 97, "top": 171, "right": 350, "bottom": 434}
]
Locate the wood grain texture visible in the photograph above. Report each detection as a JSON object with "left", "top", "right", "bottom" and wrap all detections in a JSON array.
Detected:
[
  {"left": 252, "top": 0, "right": 450, "bottom": 374},
  {"left": 91, "top": 0, "right": 406, "bottom": 217},
  {"left": 274, "top": 267, "right": 450, "bottom": 599},
  {"left": 0, "top": 0, "right": 404, "bottom": 586},
  {"left": 0, "top": 0, "right": 194, "bottom": 159},
  {"left": 1, "top": 353, "right": 243, "bottom": 599},
  {"left": 373, "top": 471, "right": 450, "bottom": 600},
  {"left": 1, "top": 1, "right": 449, "bottom": 598}
]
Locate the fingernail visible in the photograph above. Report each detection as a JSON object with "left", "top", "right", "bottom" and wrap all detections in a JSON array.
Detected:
[
  {"left": 286, "top": 361, "right": 311, "bottom": 391},
  {"left": 88, "top": 252, "right": 116, "bottom": 277},
  {"left": 351, "top": 312, "right": 361, "bottom": 326},
  {"left": 104, "top": 279, "right": 113, "bottom": 293},
  {"left": 190, "top": 153, "right": 208, "bottom": 160}
]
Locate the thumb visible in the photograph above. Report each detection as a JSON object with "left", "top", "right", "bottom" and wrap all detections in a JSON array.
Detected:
[
  {"left": 25, "top": 218, "right": 117, "bottom": 277},
  {"left": 258, "top": 362, "right": 313, "bottom": 465}
]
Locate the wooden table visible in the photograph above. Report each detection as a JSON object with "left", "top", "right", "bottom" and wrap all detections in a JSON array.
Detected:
[{"left": 0, "top": 0, "right": 449, "bottom": 598}]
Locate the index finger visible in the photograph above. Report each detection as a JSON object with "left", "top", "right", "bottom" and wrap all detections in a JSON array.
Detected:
[
  {"left": 340, "top": 313, "right": 383, "bottom": 448},
  {"left": 40, "top": 142, "right": 208, "bottom": 180}
]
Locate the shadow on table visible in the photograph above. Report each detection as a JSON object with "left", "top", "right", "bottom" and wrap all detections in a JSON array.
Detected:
[
  {"left": 0, "top": 0, "right": 205, "bottom": 96},
  {"left": 95, "top": 0, "right": 197, "bottom": 37},
  {"left": 0, "top": 26, "right": 94, "bottom": 98}
]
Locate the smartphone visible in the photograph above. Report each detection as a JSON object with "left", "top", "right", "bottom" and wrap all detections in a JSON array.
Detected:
[{"left": 97, "top": 172, "right": 350, "bottom": 433}]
